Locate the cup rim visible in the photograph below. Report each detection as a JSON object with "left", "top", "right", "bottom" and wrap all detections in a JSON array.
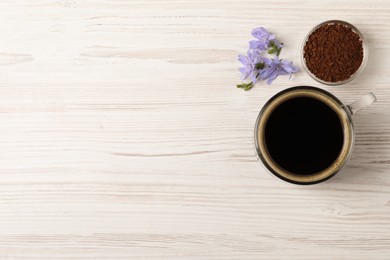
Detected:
[
  {"left": 301, "top": 20, "right": 368, "bottom": 86},
  {"left": 254, "top": 86, "right": 355, "bottom": 185}
]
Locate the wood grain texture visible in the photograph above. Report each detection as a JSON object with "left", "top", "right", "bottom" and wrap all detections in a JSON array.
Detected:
[{"left": 0, "top": 0, "right": 389, "bottom": 259}]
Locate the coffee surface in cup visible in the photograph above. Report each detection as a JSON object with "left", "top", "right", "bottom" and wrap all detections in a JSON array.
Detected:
[{"left": 264, "top": 96, "right": 344, "bottom": 175}]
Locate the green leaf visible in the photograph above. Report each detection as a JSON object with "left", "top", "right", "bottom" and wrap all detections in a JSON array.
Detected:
[
  {"left": 236, "top": 82, "right": 254, "bottom": 91},
  {"left": 267, "top": 40, "right": 282, "bottom": 56},
  {"left": 268, "top": 48, "right": 276, "bottom": 54}
]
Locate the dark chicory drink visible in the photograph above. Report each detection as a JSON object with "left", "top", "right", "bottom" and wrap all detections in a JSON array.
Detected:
[{"left": 264, "top": 96, "right": 344, "bottom": 175}]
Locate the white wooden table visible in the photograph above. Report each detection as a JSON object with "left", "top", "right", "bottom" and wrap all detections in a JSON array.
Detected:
[{"left": 0, "top": 0, "right": 389, "bottom": 259}]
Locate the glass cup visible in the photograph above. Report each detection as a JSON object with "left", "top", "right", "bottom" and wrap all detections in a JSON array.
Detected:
[
  {"left": 301, "top": 20, "right": 368, "bottom": 85},
  {"left": 254, "top": 86, "right": 376, "bottom": 185}
]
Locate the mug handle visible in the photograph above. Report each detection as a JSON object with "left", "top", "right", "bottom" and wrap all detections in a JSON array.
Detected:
[{"left": 347, "top": 93, "right": 377, "bottom": 115}]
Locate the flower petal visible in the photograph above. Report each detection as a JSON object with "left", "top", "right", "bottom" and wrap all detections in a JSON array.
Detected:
[
  {"left": 250, "top": 70, "right": 259, "bottom": 83},
  {"left": 251, "top": 27, "right": 270, "bottom": 40},
  {"left": 250, "top": 40, "right": 268, "bottom": 51},
  {"left": 249, "top": 40, "right": 265, "bottom": 50},
  {"left": 261, "top": 57, "right": 272, "bottom": 66},
  {"left": 238, "top": 55, "right": 250, "bottom": 66},
  {"left": 239, "top": 67, "right": 251, "bottom": 80},
  {"left": 247, "top": 49, "right": 263, "bottom": 63},
  {"left": 281, "top": 60, "right": 299, "bottom": 73},
  {"left": 259, "top": 66, "right": 276, "bottom": 80},
  {"left": 266, "top": 71, "right": 279, "bottom": 85},
  {"left": 268, "top": 34, "right": 276, "bottom": 41}
]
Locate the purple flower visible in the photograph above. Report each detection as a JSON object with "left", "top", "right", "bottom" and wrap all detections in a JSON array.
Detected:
[
  {"left": 259, "top": 58, "right": 299, "bottom": 84},
  {"left": 236, "top": 26, "right": 298, "bottom": 89},
  {"left": 249, "top": 27, "right": 278, "bottom": 51},
  {"left": 238, "top": 50, "right": 264, "bottom": 83}
]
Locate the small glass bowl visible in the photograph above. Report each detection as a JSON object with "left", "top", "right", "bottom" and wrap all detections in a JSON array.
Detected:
[{"left": 301, "top": 20, "right": 368, "bottom": 86}]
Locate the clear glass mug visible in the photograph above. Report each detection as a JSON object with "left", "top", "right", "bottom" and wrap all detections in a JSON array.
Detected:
[{"left": 254, "top": 86, "right": 377, "bottom": 185}]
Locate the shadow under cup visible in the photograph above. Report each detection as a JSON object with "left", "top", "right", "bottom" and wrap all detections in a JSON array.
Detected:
[{"left": 254, "top": 86, "right": 354, "bottom": 185}]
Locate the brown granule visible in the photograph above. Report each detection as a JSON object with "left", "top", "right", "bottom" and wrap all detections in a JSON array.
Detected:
[{"left": 303, "top": 23, "right": 364, "bottom": 83}]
